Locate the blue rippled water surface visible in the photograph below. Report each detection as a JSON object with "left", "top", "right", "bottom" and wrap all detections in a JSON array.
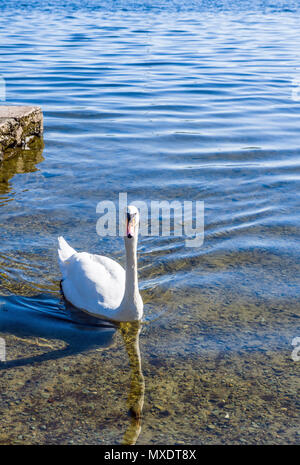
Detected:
[{"left": 0, "top": 0, "right": 299, "bottom": 445}]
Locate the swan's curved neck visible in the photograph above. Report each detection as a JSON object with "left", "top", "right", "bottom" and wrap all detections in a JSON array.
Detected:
[
  {"left": 114, "top": 233, "right": 143, "bottom": 321},
  {"left": 123, "top": 236, "right": 139, "bottom": 301}
]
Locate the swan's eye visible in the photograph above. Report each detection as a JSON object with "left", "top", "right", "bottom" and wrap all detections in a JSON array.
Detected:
[
  {"left": 126, "top": 212, "right": 136, "bottom": 238},
  {"left": 127, "top": 212, "right": 137, "bottom": 221}
]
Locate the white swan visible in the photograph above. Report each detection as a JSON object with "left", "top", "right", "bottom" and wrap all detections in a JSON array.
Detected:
[{"left": 58, "top": 205, "right": 143, "bottom": 322}]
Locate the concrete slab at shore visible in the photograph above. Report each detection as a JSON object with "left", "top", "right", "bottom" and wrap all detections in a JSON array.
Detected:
[{"left": 0, "top": 105, "right": 43, "bottom": 161}]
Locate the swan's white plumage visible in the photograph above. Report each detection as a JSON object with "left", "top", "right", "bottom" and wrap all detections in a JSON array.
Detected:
[
  {"left": 58, "top": 236, "right": 76, "bottom": 277},
  {"left": 58, "top": 206, "right": 143, "bottom": 322},
  {"left": 58, "top": 205, "right": 143, "bottom": 321},
  {"left": 58, "top": 237, "right": 126, "bottom": 318}
]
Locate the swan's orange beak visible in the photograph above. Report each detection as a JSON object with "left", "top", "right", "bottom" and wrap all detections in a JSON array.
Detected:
[{"left": 126, "top": 213, "right": 136, "bottom": 239}]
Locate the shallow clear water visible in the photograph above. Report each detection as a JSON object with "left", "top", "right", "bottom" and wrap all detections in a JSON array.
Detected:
[{"left": 0, "top": 0, "right": 299, "bottom": 445}]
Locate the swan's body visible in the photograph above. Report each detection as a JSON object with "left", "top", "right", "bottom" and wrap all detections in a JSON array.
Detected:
[{"left": 58, "top": 206, "right": 143, "bottom": 322}]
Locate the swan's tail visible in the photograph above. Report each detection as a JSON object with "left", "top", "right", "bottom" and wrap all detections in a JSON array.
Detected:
[{"left": 58, "top": 236, "right": 76, "bottom": 271}]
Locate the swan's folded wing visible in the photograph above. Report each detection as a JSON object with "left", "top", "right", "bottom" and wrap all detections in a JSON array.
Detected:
[
  {"left": 61, "top": 252, "right": 125, "bottom": 314},
  {"left": 58, "top": 236, "right": 76, "bottom": 278}
]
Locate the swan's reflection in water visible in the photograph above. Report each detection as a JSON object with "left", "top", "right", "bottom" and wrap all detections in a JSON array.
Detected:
[
  {"left": 67, "top": 304, "right": 145, "bottom": 444},
  {"left": 118, "top": 321, "right": 145, "bottom": 445},
  {"left": 0, "top": 295, "right": 145, "bottom": 444},
  {"left": 67, "top": 304, "right": 145, "bottom": 443}
]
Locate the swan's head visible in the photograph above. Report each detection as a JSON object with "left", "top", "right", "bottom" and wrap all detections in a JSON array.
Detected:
[{"left": 126, "top": 205, "right": 139, "bottom": 240}]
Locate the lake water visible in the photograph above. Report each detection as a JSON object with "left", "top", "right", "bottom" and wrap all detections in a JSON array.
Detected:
[{"left": 0, "top": 0, "right": 299, "bottom": 445}]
